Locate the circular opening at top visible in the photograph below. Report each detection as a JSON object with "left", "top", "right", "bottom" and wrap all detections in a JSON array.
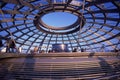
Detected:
[{"left": 41, "top": 12, "right": 78, "bottom": 28}]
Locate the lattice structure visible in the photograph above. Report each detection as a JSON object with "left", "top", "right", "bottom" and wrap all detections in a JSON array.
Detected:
[{"left": 0, "top": 0, "right": 120, "bottom": 53}]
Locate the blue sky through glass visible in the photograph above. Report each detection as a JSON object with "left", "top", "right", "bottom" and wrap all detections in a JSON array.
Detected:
[
  {"left": 41, "top": 12, "right": 78, "bottom": 27},
  {"left": 0, "top": 1, "right": 120, "bottom": 53}
]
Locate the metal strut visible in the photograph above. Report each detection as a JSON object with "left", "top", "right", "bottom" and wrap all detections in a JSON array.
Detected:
[{"left": 77, "top": 0, "right": 86, "bottom": 49}]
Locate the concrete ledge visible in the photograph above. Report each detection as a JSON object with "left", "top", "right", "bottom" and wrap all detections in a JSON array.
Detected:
[{"left": 0, "top": 52, "right": 119, "bottom": 59}]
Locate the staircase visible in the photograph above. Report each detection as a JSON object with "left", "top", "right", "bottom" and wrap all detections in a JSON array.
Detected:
[{"left": 0, "top": 52, "right": 120, "bottom": 80}]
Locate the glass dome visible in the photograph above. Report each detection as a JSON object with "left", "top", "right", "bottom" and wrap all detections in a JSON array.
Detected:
[{"left": 0, "top": 0, "right": 120, "bottom": 53}]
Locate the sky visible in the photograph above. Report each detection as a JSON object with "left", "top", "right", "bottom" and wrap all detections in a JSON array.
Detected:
[{"left": 41, "top": 12, "right": 78, "bottom": 27}]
